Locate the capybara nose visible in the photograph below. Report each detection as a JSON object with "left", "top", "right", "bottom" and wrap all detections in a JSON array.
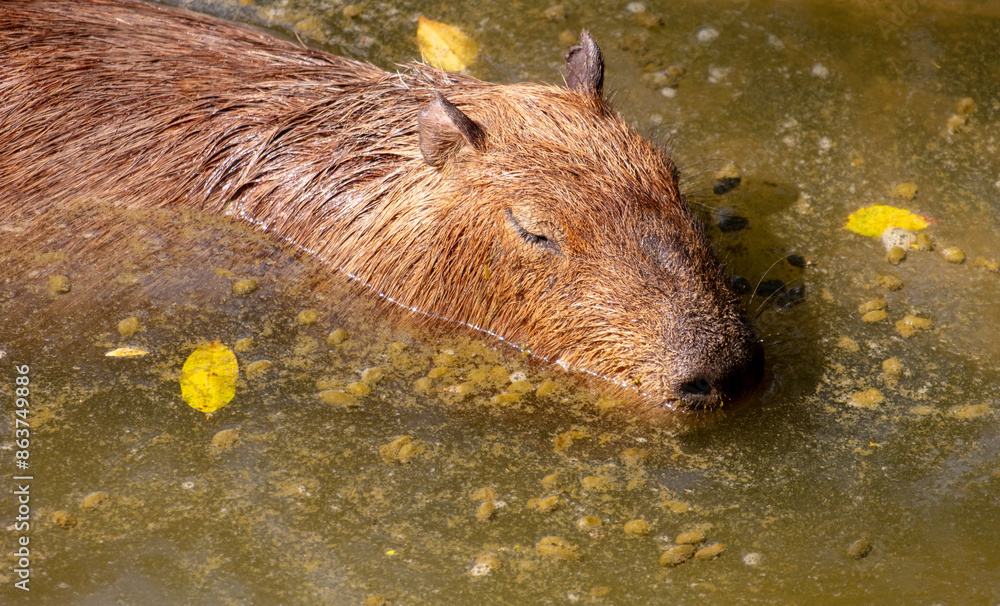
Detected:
[{"left": 675, "top": 339, "right": 765, "bottom": 410}]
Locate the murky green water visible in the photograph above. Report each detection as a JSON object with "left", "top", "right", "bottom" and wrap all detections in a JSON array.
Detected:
[{"left": 2, "top": 0, "right": 999, "bottom": 603}]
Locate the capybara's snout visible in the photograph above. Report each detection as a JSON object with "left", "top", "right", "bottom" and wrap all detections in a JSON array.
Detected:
[{"left": 671, "top": 335, "right": 765, "bottom": 410}]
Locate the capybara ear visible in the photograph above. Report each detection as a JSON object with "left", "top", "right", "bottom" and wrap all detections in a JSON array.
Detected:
[
  {"left": 565, "top": 30, "right": 604, "bottom": 101},
  {"left": 417, "top": 92, "right": 487, "bottom": 167}
]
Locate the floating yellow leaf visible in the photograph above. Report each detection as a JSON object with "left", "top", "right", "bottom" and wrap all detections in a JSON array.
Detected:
[
  {"left": 180, "top": 342, "right": 238, "bottom": 416},
  {"left": 105, "top": 347, "right": 149, "bottom": 357},
  {"left": 845, "top": 205, "right": 932, "bottom": 237},
  {"left": 416, "top": 16, "right": 477, "bottom": 72}
]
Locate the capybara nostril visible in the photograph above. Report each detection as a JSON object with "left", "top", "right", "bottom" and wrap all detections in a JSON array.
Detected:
[
  {"left": 680, "top": 377, "right": 714, "bottom": 398},
  {"left": 675, "top": 378, "right": 718, "bottom": 410},
  {"left": 0, "top": 0, "right": 765, "bottom": 414}
]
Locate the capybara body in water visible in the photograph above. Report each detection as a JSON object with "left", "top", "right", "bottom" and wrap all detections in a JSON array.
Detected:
[{"left": 0, "top": 0, "right": 764, "bottom": 412}]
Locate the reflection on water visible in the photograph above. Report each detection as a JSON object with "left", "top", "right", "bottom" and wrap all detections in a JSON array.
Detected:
[{"left": 2, "top": 0, "right": 999, "bottom": 603}]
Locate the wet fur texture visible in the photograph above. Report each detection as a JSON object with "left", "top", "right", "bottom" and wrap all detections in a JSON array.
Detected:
[{"left": 0, "top": 0, "right": 763, "bottom": 410}]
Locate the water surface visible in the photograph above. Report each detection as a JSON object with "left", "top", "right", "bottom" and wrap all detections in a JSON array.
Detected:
[{"left": 2, "top": 0, "right": 999, "bottom": 603}]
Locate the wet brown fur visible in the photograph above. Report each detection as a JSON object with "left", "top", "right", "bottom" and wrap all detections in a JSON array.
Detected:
[{"left": 0, "top": 0, "right": 763, "bottom": 411}]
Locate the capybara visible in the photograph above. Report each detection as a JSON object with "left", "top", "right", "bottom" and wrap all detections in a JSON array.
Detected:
[{"left": 0, "top": 0, "right": 764, "bottom": 412}]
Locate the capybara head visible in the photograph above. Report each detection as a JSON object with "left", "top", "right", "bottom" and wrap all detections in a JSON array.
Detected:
[
  {"left": 354, "top": 33, "right": 765, "bottom": 411},
  {"left": 0, "top": 1, "right": 763, "bottom": 412}
]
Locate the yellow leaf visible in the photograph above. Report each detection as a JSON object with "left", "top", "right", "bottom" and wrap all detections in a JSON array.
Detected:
[
  {"left": 105, "top": 347, "right": 149, "bottom": 357},
  {"left": 845, "top": 205, "right": 932, "bottom": 237},
  {"left": 180, "top": 342, "right": 238, "bottom": 415},
  {"left": 417, "top": 16, "right": 478, "bottom": 72}
]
